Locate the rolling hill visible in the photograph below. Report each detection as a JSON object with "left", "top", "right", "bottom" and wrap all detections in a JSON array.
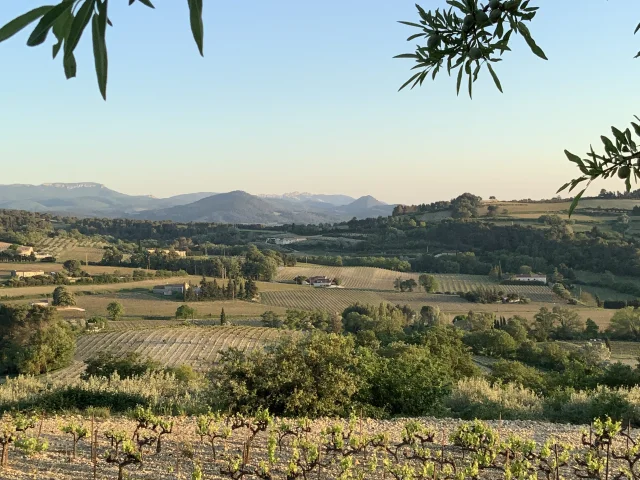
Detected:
[{"left": 0, "top": 183, "right": 395, "bottom": 224}]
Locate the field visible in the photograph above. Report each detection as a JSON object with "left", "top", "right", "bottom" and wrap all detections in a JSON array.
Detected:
[
  {"left": 0, "top": 414, "right": 607, "bottom": 480},
  {"left": 35, "top": 236, "right": 108, "bottom": 262},
  {"left": 276, "top": 266, "right": 556, "bottom": 301},
  {"left": 75, "top": 325, "right": 283, "bottom": 370}
]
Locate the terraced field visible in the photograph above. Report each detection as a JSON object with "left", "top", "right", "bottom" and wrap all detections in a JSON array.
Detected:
[
  {"left": 276, "top": 266, "right": 555, "bottom": 301},
  {"left": 75, "top": 325, "right": 284, "bottom": 370},
  {"left": 35, "top": 237, "right": 109, "bottom": 262}
]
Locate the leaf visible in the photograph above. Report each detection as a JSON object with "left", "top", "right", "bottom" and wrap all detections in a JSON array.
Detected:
[
  {"left": 631, "top": 122, "right": 640, "bottom": 138},
  {"left": 456, "top": 65, "right": 464, "bottom": 95},
  {"left": 138, "top": 0, "right": 155, "bottom": 7},
  {"left": 187, "top": 0, "right": 204, "bottom": 56},
  {"left": 394, "top": 53, "right": 419, "bottom": 59},
  {"left": 63, "top": 51, "right": 76, "bottom": 78},
  {"left": 517, "top": 23, "right": 547, "bottom": 60},
  {"left": 564, "top": 150, "right": 583, "bottom": 165},
  {"left": 92, "top": 1, "right": 108, "bottom": 100},
  {"left": 635, "top": 22, "right": 640, "bottom": 35},
  {"left": 486, "top": 63, "right": 503, "bottom": 93},
  {"left": 52, "top": 7, "right": 73, "bottom": 59},
  {"left": 600, "top": 135, "right": 616, "bottom": 154},
  {"left": 0, "top": 5, "right": 53, "bottom": 43},
  {"left": 468, "top": 71, "right": 473, "bottom": 99},
  {"left": 568, "top": 189, "right": 586, "bottom": 217},
  {"left": 65, "top": 0, "right": 95, "bottom": 59},
  {"left": 611, "top": 126, "right": 627, "bottom": 146},
  {"left": 398, "top": 71, "right": 422, "bottom": 91},
  {"left": 27, "top": 1, "right": 73, "bottom": 47}
]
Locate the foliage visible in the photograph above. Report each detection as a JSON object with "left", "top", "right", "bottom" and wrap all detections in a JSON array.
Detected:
[
  {"left": 52, "top": 285, "right": 76, "bottom": 306},
  {"left": 106, "top": 301, "right": 124, "bottom": 321},
  {"left": 0, "top": 0, "right": 205, "bottom": 100},
  {"left": 463, "top": 329, "right": 517, "bottom": 357},
  {"left": 0, "top": 304, "right": 76, "bottom": 375},
  {"left": 608, "top": 307, "right": 640, "bottom": 340},
  {"left": 83, "top": 351, "right": 162, "bottom": 380},
  {"left": 418, "top": 274, "right": 438, "bottom": 293}
]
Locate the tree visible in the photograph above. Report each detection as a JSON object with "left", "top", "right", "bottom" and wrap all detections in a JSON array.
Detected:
[
  {"left": 260, "top": 311, "right": 282, "bottom": 328},
  {"left": 553, "top": 307, "right": 584, "bottom": 340},
  {"left": 608, "top": 307, "right": 640, "bottom": 340},
  {"left": 175, "top": 305, "right": 196, "bottom": 320},
  {"left": 396, "top": 2, "right": 639, "bottom": 211},
  {"left": 63, "top": 259, "right": 81, "bottom": 275},
  {"left": 0, "top": 1, "right": 205, "bottom": 100},
  {"left": 463, "top": 329, "right": 517, "bottom": 358},
  {"left": 417, "top": 305, "right": 448, "bottom": 329},
  {"left": 518, "top": 265, "right": 532, "bottom": 275},
  {"left": 418, "top": 274, "right": 438, "bottom": 293},
  {"left": 402, "top": 278, "right": 418, "bottom": 292},
  {"left": 0, "top": 305, "right": 76, "bottom": 375},
  {"left": 52, "top": 286, "right": 75, "bottom": 307},
  {"left": 584, "top": 318, "right": 600, "bottom": 338},
  {"left": 106, "top": 301, "right": 124, "bottom": 321},
  {"left": 220, "top": 308, "right": 228, "bottom": 326},
  {"left": 486, "top": 204, "right": 499, "bottom": 217}
]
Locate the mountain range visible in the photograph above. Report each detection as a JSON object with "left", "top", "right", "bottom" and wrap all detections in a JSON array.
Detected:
[{"left": 0, "top": 183, "right": 394, "bottom": 224}]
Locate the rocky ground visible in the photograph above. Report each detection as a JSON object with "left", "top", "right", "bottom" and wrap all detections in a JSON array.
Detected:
[{"left": 0, "top": 416, "right": 614, "bottom": 479}]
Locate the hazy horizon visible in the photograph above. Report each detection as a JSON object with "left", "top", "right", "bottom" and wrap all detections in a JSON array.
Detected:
[{"left": 1, "top": 0, "right": 638, "bottom": 204}]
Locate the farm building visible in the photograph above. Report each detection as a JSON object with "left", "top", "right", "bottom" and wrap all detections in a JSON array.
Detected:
[
  {"left": 512, "top": 274, "right": 548, "bottom": 283},
  {"left": 308, "top": 276, "right": 334, "bottom": 287},
  {"left": 16, "top": 246, "right": 34, "bottom": 256},
  {"left": 0, "top": 242, "right": 12, "bottom": 252},
  {"left": 266, "top": 237, "right": 306, "bottom": 246},
  {"left": 11, "top": 269, "right": 46, "bottom": 278},
  {"left": 152, "top": 283, "right": 190, "bottom": 296},
  {"left": 147, "top": 248, "right": 187, "bottom": 257}
]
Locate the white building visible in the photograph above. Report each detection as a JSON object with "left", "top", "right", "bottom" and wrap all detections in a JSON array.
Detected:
[{"left": 266, "top": 237, "right": 306, "bottom": 246}]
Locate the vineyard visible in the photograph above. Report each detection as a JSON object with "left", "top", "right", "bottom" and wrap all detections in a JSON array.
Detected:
[
  {"left": 260, "top": 289, "right": 389, "bottom": 313},
  {"left": 35, "top": 237, "right": 109, "bottom": 262},
  {"left": 0, "top": 411, "right": 631, "bottom": 480},
  {"left": 275, "top": 266, "right": 555, "bottom": 301},
  {"left": 74, "top": 325, "right": 284, "bottom": 371}
]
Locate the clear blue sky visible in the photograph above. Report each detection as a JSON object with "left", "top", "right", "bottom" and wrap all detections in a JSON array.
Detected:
[{"left": 1, "top": 0, "right": 639, "bottom": 204}]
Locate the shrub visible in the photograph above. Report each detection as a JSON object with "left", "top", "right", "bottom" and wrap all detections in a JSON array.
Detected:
[
  {"left": 445, "top": 378, "right": 543, "bottom": 420},
  {"left": 83, "top": 352, "right": 161, "bottom": 380},
  {"left": 463, "top": 329, "right": 517, "bottom": 357}
]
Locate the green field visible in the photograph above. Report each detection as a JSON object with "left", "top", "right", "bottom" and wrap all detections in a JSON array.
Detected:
[{"left": 35, "top": 236, "right": 108, "bottom": 262}]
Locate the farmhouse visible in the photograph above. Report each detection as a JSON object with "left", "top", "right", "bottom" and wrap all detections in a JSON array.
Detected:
[
  {"left": 152, "top": 283, "right": 190, "bottom": 296},
  {"left": 0, "top": 242, "right": 11, "bottom": 252},
  {"left": 16, "top": 246, "right": 34, "bottom": 256},
  {"left": 308, "top": 275, "right": 334, "bottom": 287},
  {"left": 512, "top": 274, "right": 548, "bottom": 283},
  {"left": 11, "top": 269, "right": 46, "bottom": 278},
  {"left": 147, "top": 248, "right": 187, "bottom": 258}
]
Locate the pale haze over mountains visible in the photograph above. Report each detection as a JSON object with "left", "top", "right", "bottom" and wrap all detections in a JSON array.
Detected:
[{"left": 0, "top": 183, "right": 394, "bottom": 224}]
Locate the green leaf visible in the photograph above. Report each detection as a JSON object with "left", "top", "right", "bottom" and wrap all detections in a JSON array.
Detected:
[
  {"left": 486, "top": 63, "right": 503, "bottom": 93},
  {"left": 394, "top": 53, "right": 419, "bottom": 59},
  {"left": 65, "top": 0, "right": 95, "bottom": 59},
  {"left": 600, "top": 135, "right": 616, "bottom": 154},
  {"left": 63, "top": 51, "right": 76, "bottom": 78},
  {"left": 27, "top": 1, "right": 73, "bottom": 47},
  {"left": 0, "top": 5, "right": 53, "bottom": 43},
  {"left": 612, "top": 126, "right": 627, "bottom": 146},
  {"left": 398, "top": 71, "right": 422, "bottom": 91},
  {"left": 456, "top": 65, "right": 464, "bottom": 95},
  {"left": 517, "top": 23, "right": 547, "bottom": 60},
  {"left": 51, "top": 7, "right": 73, "bottom": 59},
  {"left": 635, "top": 22, "right": 640, "bottom": 35},
  {"left": 92, "top": 2, "right": 108, "bottom": 100},
  {"left": 568, "top": 189, "right": 586, "bottom": 217},
  {"left": 138, "top": 0, "right": 155, "bottom": 8},
  {"left": 468, "top": 71, "right": 473, "bottom": 99},
  {"left": 187, "top": 0, "right": 204, "bottom": 56},
  {"left": 564, "top": 150, "right": 584, "bottom": 165},
  {"left": 631, "top": 122, "right": 640, "bottom": 138}
]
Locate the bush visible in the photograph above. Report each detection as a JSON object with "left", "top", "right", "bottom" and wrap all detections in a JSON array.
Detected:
[
  {"left": 445, "top": 378, "right": 543, "bottom": 420},
  {"left": 489, "top": 360, "right": 546, "bottom": 392},
  {"left": 83, "top": 352, "right": 161, "bottom": 380}
]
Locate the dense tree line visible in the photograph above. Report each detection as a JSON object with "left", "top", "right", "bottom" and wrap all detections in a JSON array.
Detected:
[{"left": 184, "top": 276, "right": 258, "bottom": 302}]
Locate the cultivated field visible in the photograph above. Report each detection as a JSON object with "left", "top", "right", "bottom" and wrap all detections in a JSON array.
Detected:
[
  {"left": 76, "top": 325, "right": 283, "bottom": 371},
  {"left": 35, "top": 236, "right": 108, "bottom": 262},
  {"left": 0, "top": 415, "right": 597, "bottom": 480},
  {"left": 276, "top": 266, "right": 556, "bottom": 301}
]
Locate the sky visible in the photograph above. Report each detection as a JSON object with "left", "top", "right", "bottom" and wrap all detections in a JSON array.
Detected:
[{"left": 0, "top": 0, "right": 639, "bottom": 204}]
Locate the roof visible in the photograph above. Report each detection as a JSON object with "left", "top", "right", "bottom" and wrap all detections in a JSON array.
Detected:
[
  {"left": 153, "top": 284, "right": 187, "bottom": 289},
  {"left": 0, "top": 242, "right": 12, "bottom": 250},
  {"left": 308, "top": 276, "right": 332, "bottom": 282}
]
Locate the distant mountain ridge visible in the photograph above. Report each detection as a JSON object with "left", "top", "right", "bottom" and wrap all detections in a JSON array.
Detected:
[{"left": 0, "top": 183, "right": 395, "bottom": 224}]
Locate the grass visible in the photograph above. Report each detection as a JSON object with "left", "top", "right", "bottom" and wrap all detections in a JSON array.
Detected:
[{"left": 609, "top": 341, "right": 640, "bottom": 367}]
